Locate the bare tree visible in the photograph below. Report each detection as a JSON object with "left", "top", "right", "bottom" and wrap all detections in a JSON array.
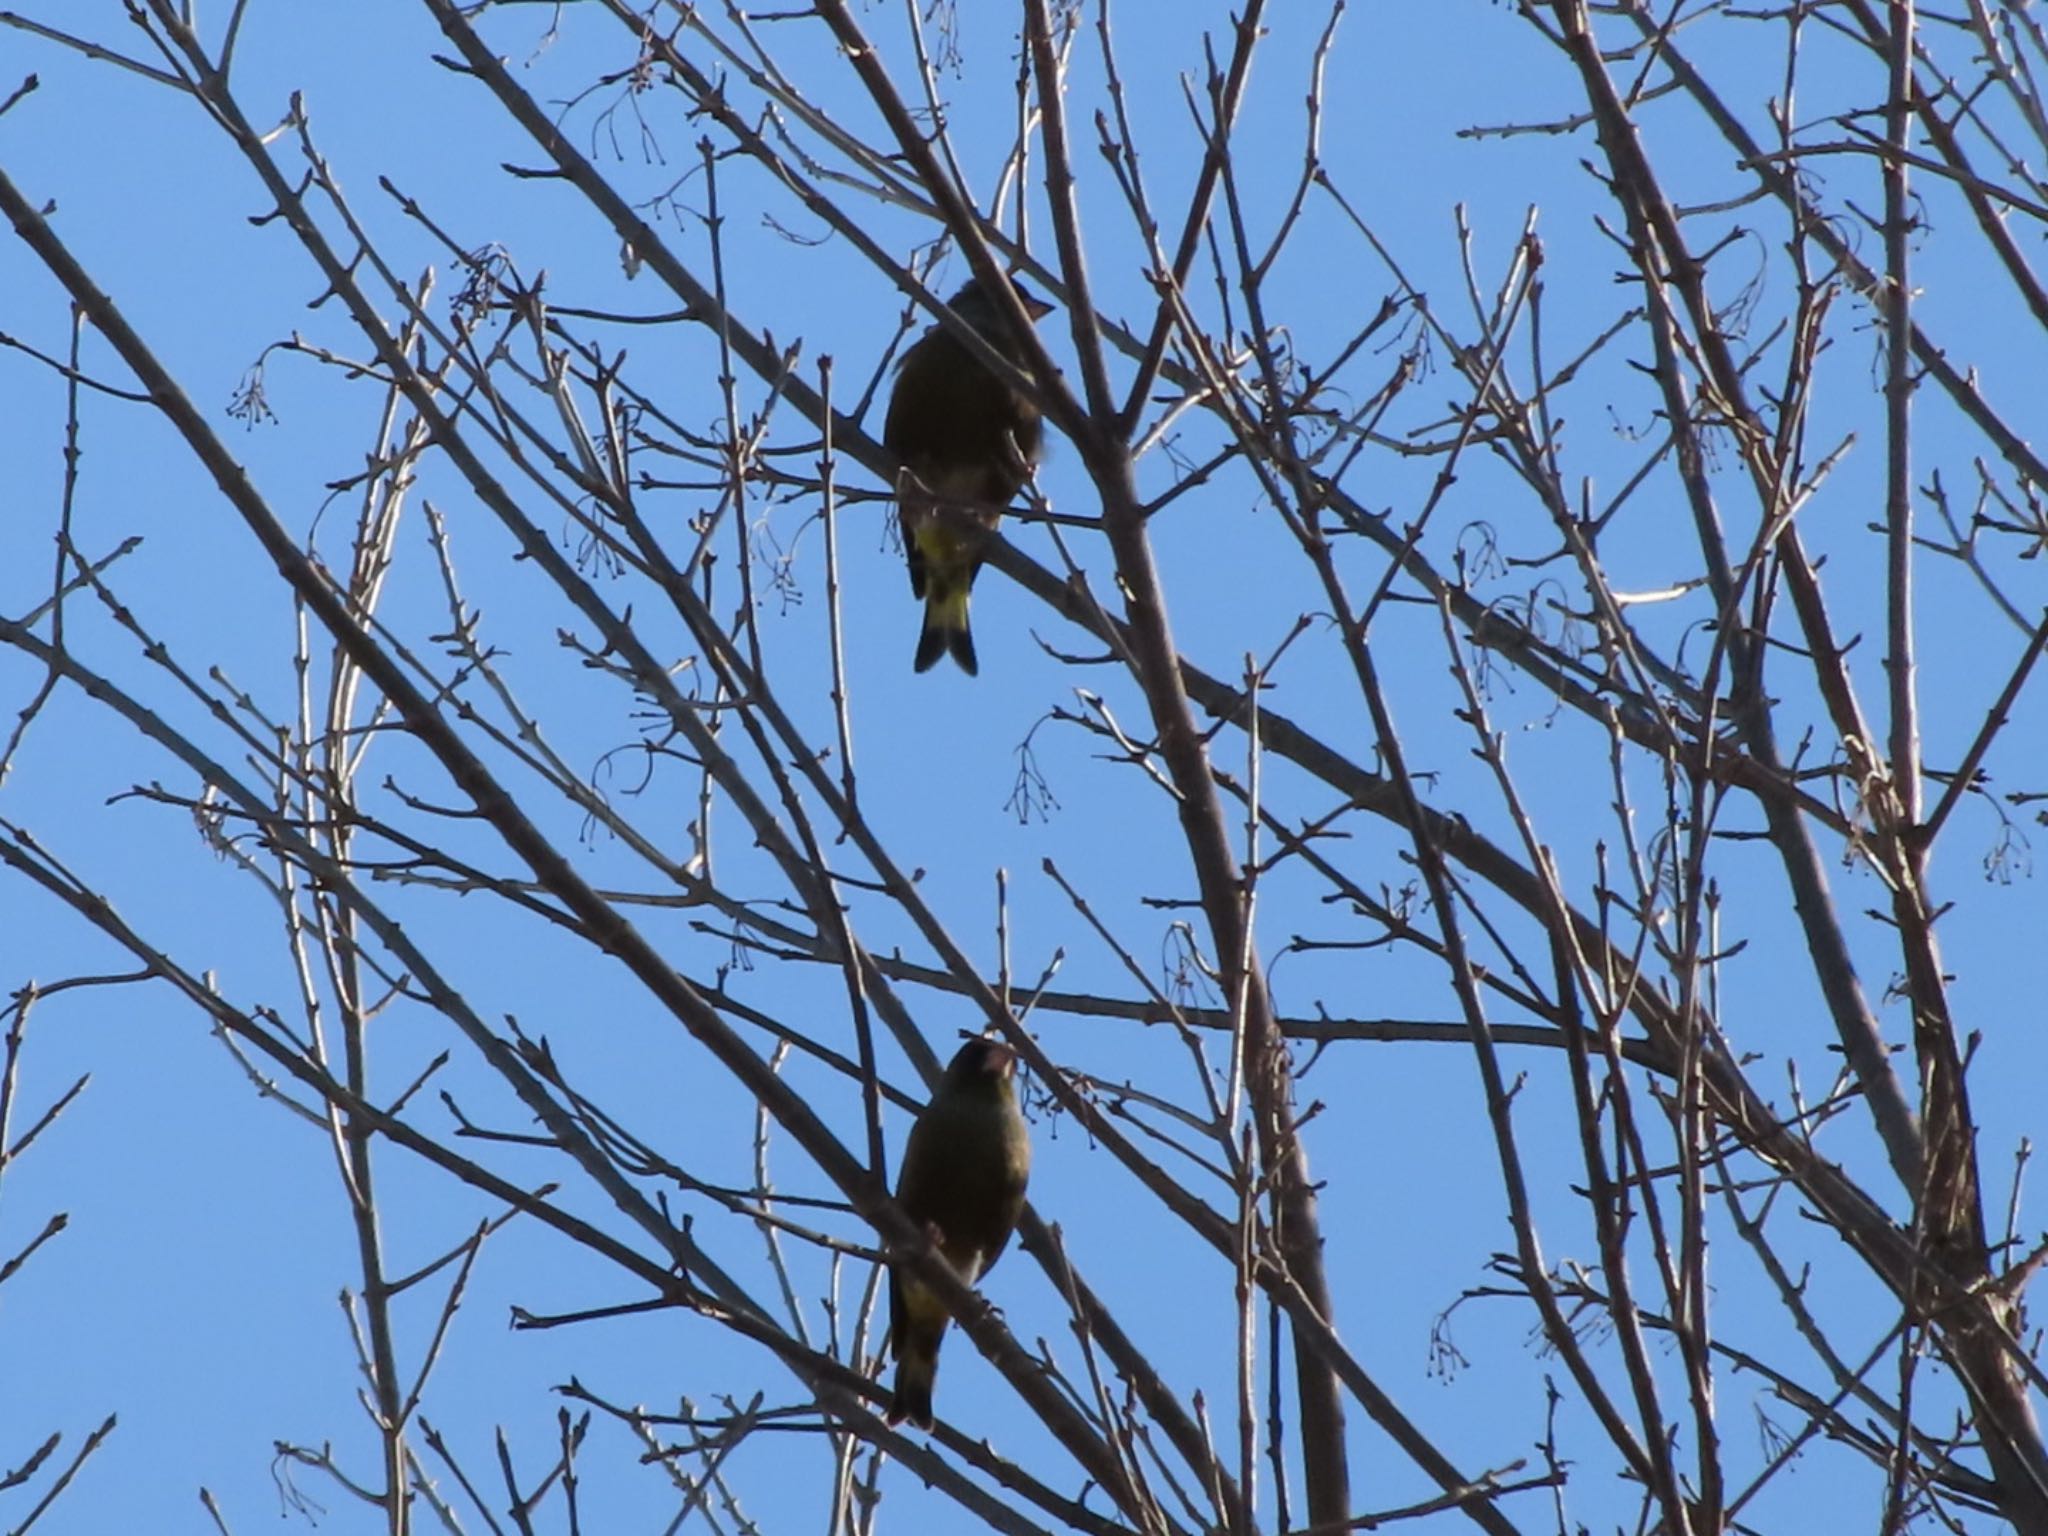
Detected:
[{"left": 3, "top": 2, "right": 2046, "bottom": 1532}]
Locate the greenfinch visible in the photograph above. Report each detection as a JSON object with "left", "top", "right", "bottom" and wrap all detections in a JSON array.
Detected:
[
  {"left": 886, "top": 1036, "right": 1033, "bottom": 1428},
  {"left": 883, "top": 276, "right": 1052, "bottom": 675}
]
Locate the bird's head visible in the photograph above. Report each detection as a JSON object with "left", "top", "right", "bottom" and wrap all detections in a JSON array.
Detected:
[
  {"left": 941, "top": 1035, "right": 1019, "bottom": 1096},
  {"left": 944, "top": 275, "right": 1054, "bottom": 343}
]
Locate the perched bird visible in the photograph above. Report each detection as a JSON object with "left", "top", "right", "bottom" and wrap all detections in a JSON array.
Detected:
[
  {"left": 883, "top": 275, "right": 1053, "bottom": 675},
  {"left": 887, "top": 1035, "right": 1033, "bottom": 1429}
]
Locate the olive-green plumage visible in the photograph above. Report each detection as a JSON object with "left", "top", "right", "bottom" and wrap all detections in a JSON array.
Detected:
[
  {"left": 883, "top": 276, "right": 1051, "bottom": 675},
  {"left": 887, "top": 1036, "right": 1033, "bottom": 1429}
]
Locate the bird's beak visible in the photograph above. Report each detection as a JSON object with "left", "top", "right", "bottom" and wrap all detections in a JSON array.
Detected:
[{"left": 1009, "top": 281, "right": 1054, "bottom": 321}]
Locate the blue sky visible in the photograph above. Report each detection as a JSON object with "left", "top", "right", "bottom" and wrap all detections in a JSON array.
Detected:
[{"left": 4, "top": 3, "right": 2047, "bottom": 1533}]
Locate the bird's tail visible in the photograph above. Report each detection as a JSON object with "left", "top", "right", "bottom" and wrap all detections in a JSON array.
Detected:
[
  {"left": 888, "top": 1340, "right": 940, "bottom": 1429},
  {"left": 915, "top": 580, "right": 978, "bottom": 675}
]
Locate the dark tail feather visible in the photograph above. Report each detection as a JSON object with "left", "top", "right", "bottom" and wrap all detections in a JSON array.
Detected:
[
  {"left": 915, "top": 586, "right": 977, "bottom": 676},
  {"left": 889, "top": 1347, "right": 938, "bottom": 1429},
  {"left": 948, "top": 623, "right": 978, "bottom": 676}
]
